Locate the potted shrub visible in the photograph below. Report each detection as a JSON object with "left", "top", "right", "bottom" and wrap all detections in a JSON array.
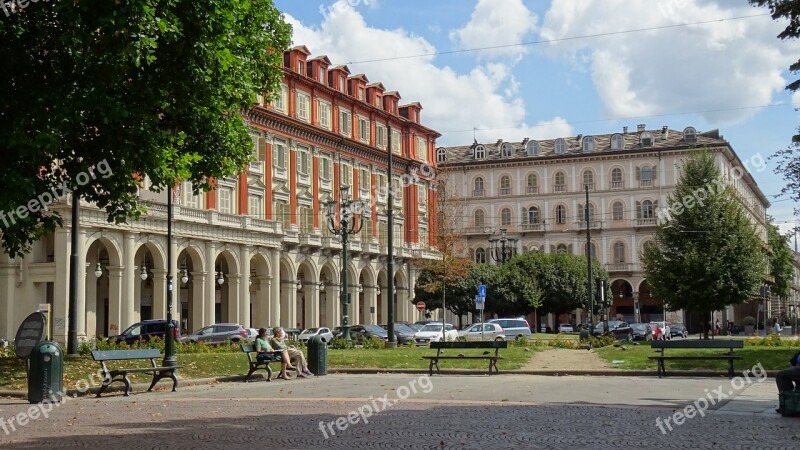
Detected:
[{"left": 743, "top": 316, "right": 756, "bottom": 336}]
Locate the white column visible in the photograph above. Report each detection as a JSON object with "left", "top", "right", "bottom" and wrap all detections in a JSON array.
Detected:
[
  {"left": 53, "top": 229, "right": 70, "bottom": 342},
  {"left": 169, "top": 238, "right": 179, "bottom": 324},
  {"left": 253, "top": 275, "right": 270, "bottom": 328},
  {"left": 152, "top": 269, "right": 167, "bottom": 319},
  {"left": 227, "top": 274, "right": 241, "bottom": 324},
  {"left": 191, "top": 271, "right": 206, "bottom": 330},
  {"left": 76, "top": 231, "right": 87, "bottom": 340},
  {"left": 107, "top": 266, "right": 123, "bottom": 336},
  {"left": 329, "top": 285, "right": 340, "bottom": 327},
  {"left": 239, "top": 245, "right": 251, "bottom": 327},
  {"left": 205, "top": 241, "right": 217, "bottom": 326},
  {"left": 270, "top": 248, "right": 281, "bottom": 327},
  {"left": 122, "top": 233, "right": 136, "bottom": 329},
  {"left": 85, "top": 262, "right": 98, "bottom": 337},
  {"left": 307, "top": 285, "right": 319, "bottom": 328}
]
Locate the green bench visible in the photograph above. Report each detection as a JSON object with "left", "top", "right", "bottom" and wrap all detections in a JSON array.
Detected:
[
  {"left": 422, "top": 341, "right": 507, "bottom": 376},
  {"left": 91, "top": 349, "right": 181, "bottom": 397},
  {"left": 649, "top": 340, "right": 743, "bottom": 378},
  {"left": 241, "top": 343, "right": 284, "bottom": 381}
]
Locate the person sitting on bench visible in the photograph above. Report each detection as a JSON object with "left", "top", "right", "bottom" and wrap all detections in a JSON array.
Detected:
[
  {"left": 270, "top": 327, "right": 314, "bottom": 378},
  {"left": 255, "top": 327, "right": 295, "bottom": 380},
  {"left": 775, "top": 350, "right": 800, "bottom": 413}
]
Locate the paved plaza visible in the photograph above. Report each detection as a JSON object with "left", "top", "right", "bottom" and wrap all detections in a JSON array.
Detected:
[{"left": 1, "top": 374, "right": 799, "bottom": 449}]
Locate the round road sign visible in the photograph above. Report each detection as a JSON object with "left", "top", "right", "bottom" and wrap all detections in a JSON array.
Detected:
[{"left": 416, "top": 301, "right": 426, "bottom": 311}]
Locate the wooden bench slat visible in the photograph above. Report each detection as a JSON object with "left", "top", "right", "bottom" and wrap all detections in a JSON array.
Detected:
[
  {"left": 650, "top": 340, "right": 743, "bottom": 349},
  {"left": 91, "top": 348, "right": 179, "bottom": 397},
  {"left": 429, "top": 341, "right": 508, "bottom": 349},
  {"left": 92, "top": 349, "right": 162, "bottom": 361},
  {"left": 422, "top": 356, "right": 504, "bottom": 360},
  {"left": 649, "top": 340, "right": 743, "bottom": 378}
]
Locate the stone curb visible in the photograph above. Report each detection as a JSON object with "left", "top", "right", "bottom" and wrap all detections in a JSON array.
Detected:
[{"left": 0, "top": 369, "right": 775, "bottom": 400}]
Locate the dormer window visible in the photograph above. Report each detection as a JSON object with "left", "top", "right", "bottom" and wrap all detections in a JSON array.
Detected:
[
  {"left": 684, "top": 127, "right": 697, "bottom": 143},
  {"left": 339, "top": 77, "right": 345, "bottom": 92},
  {"left": 554, "top": 138, "right": 566, "bottom": 155},
  {"left": 474, "top": 145, "right": 486, "bottom": 159},
  {"left": 501, "top": 142, "right": 514, "bottom": 157},
  {"left": 611, "top": 133, "right": 624, "bottom": 150},
  {"left": 640, "top": 132, "right": 654, "bottom": 147},
  {"left": 297, "top": 61, "right": 306, "bottom": 75},
  {"left": 436, "top": 148, "right": 446, "bottom": 163},
  {"left": 582, "top": 136, "right": 596, "bottom": 152},
  {"left": 358, "top": 87, "right": 365, "bottom": 100},
  {"left": 376, "top": 96, "right": 382, "bottom": 108},
  {"left": 318, "top": 66, "right": 326, "bottom": 83},
  {"left": 526, "top": 140, "right": 540, "bottom": 156}
]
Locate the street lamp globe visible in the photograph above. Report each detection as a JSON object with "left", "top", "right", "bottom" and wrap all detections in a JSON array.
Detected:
[
  {"left": 94, "top": 263, "right": 103, "bottom": 278},
  {"left": 181, "top": 269, "right": 189, "bottom": 285},
  {"left": 217, "top": 272, "right": 224, "bottom": 285}
]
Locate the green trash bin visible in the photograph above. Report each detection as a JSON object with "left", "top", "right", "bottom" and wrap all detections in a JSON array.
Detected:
[
  {"left": 307, "top": 335, "right": 327, "bottom": 376},
  {"left": 28, "top": 341, "right": 64, "bottom": 404}
]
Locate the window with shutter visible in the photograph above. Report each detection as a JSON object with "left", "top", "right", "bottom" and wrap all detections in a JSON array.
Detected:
[
  {"left": 273, "top": 141, "right": 287, "bottom": 169},
  {"left": 339, "top": 109, "right": 352, "bottom": 137},
  {"left": 321, "top": 158, "right": 331, "bottom": 180},
  {"left": 392, "top": 129, "right": 401, "bottom": 154},
  {"left": 318, "top": 100, "right": 331, "bottom": 129},
  {"left": 296, "top": 92, "right": 310, "bottom": 122},
  {"left": 249, "top": 194, "right": 263, "bottom": 218}
]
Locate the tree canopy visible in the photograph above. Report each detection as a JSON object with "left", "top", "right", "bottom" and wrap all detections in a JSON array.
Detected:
[
  {"left": 642, "top": 150, "right": 767, "bottom": 327},
  {"left": 768, "top": 222, "right": 795, "bottom": 298},
  {"left": 0, "top": 0, "right": 292, "bottom": 257}
]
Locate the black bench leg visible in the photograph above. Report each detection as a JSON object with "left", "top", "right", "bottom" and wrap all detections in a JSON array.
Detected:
[
  {"left": 266, "top": 363, "right": 273, "bottom": 381},
  {"left": 122, "top": 373, "right": 132, "bottom": 396},
  {"left": 728, "top": 359, "right": 734, "bottom": 379},
  {"left": 97, "top": 374, "right": 112, "bottom": 398},
  {"left": 658, "top": 359, "right": 665, "bottom": 378},
  {"left": 428, "top": 359, "right": 440, "bottom": 376},
  {"left": 148, "top": 370, "right": 178, "bottom": 393},
  {"left": 245, "top": 365, "right": 257, "bottom": 381}
]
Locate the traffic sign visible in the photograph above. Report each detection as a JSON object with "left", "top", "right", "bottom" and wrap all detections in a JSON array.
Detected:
[
  {"left": 416, "top": 301, "right": 426, "bottom": 311},
  {"left": 475, "top": 295, "right": 485, "bottom": 303},
  {"left": 478, "top": 284, "right": 486, "bottom": 298}
]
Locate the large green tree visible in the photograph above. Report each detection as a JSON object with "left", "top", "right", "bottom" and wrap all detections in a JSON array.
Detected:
[
  {"left": 750, "top": 0, "right": 800, "bottom": 215},
  {"left": 768, "top": 222, "right": 795, "bottom": 298},
  {"left": 642, "top": 150, "right": 767, "bottom": 337},
  {"left": 0, "top": 0, "right": 292, "bottom": 257}
]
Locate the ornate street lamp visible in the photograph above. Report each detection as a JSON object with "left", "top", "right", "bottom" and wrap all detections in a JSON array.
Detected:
[
  {"left": 323, "top": 185, "right": 364, "bottom": 341},
  {"left": 488, "top": 228, "right": 518, "bottom": 264}
]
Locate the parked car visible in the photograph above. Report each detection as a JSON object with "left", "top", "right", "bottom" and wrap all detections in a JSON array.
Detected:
[
  {"left": 297, "top": 327, "right": 334, "bottom": 344},
  {"left": 406, "top": 323, "right": 424, "bottom": 332},
  {"left": 332, "top": 327, "right": 343, "bottom": 338},
  {"left": 593, "top": 320, "right": 634, "bottom": 341},
  {"left": 648, "top": 321, "right": 672, "bottom": 340},
  {"left": 558, "top": 323, "right": 574, "bottom": 333},
  {"left": 349, "top": 324, "right": 389, "bottom": 344},
  {"left": 488, "top": 318, "right": 532, "bottom": 340},
  {"left": 457, "top": 323, "right": 505, "bottom": 341},
  {"left": 629, "top": 323, "right": 653, "bottom": 341},
  {"left": 110, "top": 319, "right": 181, "bottom": 345},
  {"left": 379, "top": 323, "right": 417, "bottom": 345},
  {"left": 245, "top": 328, "right": 258, "bottom": 341},
  {"left": 181, "top": 323, "right": 250, "bottom": 345},
  {"left": 668, "top": 323, "right": 689, "bottom": 338},
  {"left": 413, "top": 323, "right": 459, "bottom": 345},
  {"left": 283, "top": 328, "right": 302, "bottom": 340}
]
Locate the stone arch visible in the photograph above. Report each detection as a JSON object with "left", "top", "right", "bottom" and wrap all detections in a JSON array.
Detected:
[
  {"left": 296, "top": 260, "right": 319, "bottom": 330},
  {"left": 319, "top": 261, "right": 339, "bottom": 328},
  {"left": 611, "top": 279, "right": 634, "bottom": 322},
  {"left": 249, "top": 251, "right": 273, "bottom": 330},
  {"left": 357, "top": 264, "right": 377, "bottom": 325},
  {"left": 133, "top": 242, "right": 166, "bottom": 323},
  {"left": 278, "top": 256, "right": 297, "bottom": 329},
  {"left": 177, "top": 244, "right": 205, "bottom": 334},
  {"left": 85, "top": 235, "right": 124, "bottom": 338},
  {"left": 214, "top": 249, "right": 240, "bottom": 324}
]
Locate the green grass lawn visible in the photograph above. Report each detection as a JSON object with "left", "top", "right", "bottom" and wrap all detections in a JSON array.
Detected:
[
  {"left": 0, "top": 346, "right": 537, "bottom": 391},
  {"left": 596, "top": 344, "right": 797, "bottom": 371}
]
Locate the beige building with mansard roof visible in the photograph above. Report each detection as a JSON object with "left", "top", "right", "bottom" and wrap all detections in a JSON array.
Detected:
[{"left": 437, "top": 125, "right": 770, "bottom": 331}]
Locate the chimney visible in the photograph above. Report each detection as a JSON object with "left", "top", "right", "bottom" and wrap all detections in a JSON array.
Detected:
[
  {"left": 522, "top": 138, "right": 529, "bottom": 146},
  {"left": 637, "top": 124, "right": 646, "bottom": 132},
  {"left": 661, "top": 126, "right": 668, "bottom": 140},
  {"left": 623, "top": 126, "right": 628, "bottom": 134}
]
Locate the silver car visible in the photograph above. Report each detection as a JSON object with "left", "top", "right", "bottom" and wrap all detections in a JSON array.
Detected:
[
  {"left": 488, "top": 318, "right": 532, "bottom": 340},
  {"left": 457, "top": 323, "right": 505, "bottom": 341},
  {"left": 181, "top": 323, "right": 250, "bottom": 345},
  {"left": 297, "top": 327, "right": 334, "bottom": 344}
]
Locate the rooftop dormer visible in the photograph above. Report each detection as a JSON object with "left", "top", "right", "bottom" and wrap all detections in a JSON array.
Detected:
[
  {"left": 309, "top": 55, "right": 332, "bottom": 86},
  {"left": 328, "top": 65, "right": 351, "bottom": 93},
  {"left": 366, "top": 82, "right": 386, "bottom": 109},
  {"left": 399, "top": 102, "right": 422, "bottom": 124},
  {"left": 383, "top": 91, "right": 401, "bottom": 116},
  {"left": 284, "top": 45, "right": 311, "bottom": 77},
  {"left": 348, "top": 74, "right": 369, "bottom": 101}
]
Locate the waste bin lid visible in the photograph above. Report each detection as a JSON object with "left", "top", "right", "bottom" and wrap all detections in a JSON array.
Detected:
[{"left": 14, "top": 312, "right": 47, "bottom": 360}]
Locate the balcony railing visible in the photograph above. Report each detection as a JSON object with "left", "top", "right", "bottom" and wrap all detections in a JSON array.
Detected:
[
  {"left": 572, "top": 220, "right": 602, "bottom": 230},
  {"left": 526, "top": 186, "right": 538, "bottom": 194},
  {"left": 640, "top": 179, "right": 653, "bottom": 187},
  {"left": 464, "top": 226, "right": 493, "bottom": 235},
  {"left": 611, "top": 181, "right": 623, "bottom": 189},
  {"left": 499, "top": 188, "right": 511, "bottom": 196},
  {"left": 583, "top": 183, "right": 595, "bottom": 191},
  {"left": 635, "top": 218, "right": 658, "bottom": 227},
  {"left": 606, "top": 262, "right": 634, "bottom": 272},
  {"left": 473, "top": 189, "right": 484, "bottom": 198},
  {"left": 554, "top": 185, "right": 565, "bottom": 193},
  {"left": 520, "top": 223, "right": 544, "bottom": 232}
]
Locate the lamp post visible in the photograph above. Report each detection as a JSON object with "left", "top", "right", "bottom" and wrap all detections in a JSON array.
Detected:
[
  {"left": 323, "top": 185, "right": 364, "bottom": 341},
  {"left": 163, "top": 186, "right": 177, "bottom": 368},
  {"left": 488, "top": 228, "right": 518, "bottom": 264},
  {"left": 584, "top": 184, "right": 594, "bottom": 339}
]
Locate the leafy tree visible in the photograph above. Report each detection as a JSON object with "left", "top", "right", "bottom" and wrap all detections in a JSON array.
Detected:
[
  {"left": 0, "top": 0, "right": 292, "bottom": 257},
  {"left": 750, "top": 0, "right": 800, "bottom": 215},
  {"left": 768, "top": 222, "right": 795, "bottom": 298},
  {"left": 642, "top": 150, "right": 767, "bottom": 338},
  {"left": 414, "top": 174, "right": 472, "bottom": 326}
]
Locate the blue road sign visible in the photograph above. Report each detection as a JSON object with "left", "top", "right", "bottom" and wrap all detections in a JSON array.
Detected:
[
  {"left": 475, "top": 295, "right": 485, "bottom": 303},
  {"left": 478, "top": 284, "right": 486, "bottom": 298}
]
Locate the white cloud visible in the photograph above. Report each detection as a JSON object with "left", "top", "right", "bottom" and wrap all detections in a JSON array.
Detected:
[
  {"left": 449, "top": 0, "right": 537, "bottom": 61},
  {"left": 285, "top": 1, "right": 568, "bottom": 146},
  {"left": 539, "top": 0, "right": 800, "bottom": 124}
]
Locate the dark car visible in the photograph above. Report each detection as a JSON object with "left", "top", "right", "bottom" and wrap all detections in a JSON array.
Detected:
[
  {"left": 593, "top": 320, "right": 634, "bottom": 341},
  {"left": 668, "top": 323, "right": 689, "bottom": 338},
  {"left": 111, "top": 319, "right": 180, "bottom": 345},
  {"left": 380, "top": 323, "right": 416, "bottom": 345},
  {"left": 349, "top": 324, "right": 389, "bottom": 343},
  {"left": 629, "top": 322, "right": 653, "bottom": 341}
]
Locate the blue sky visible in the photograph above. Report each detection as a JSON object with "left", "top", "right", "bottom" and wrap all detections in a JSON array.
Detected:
[{"left": 275, "top": 0, "right": 800, "bottom": 239}]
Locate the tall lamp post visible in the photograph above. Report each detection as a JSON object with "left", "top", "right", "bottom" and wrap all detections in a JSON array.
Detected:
[
  {"left": 488, "top": 228, "right": 518, "bottom": 264},
  {"left": 163, "top": 186, "right": 177, "bottom": 368},
  {"left": 584, "top": 184, "right": 594, "bottom": 338},
  {"left": 323, "top": 185, "right": 364, "bottom": 341}
]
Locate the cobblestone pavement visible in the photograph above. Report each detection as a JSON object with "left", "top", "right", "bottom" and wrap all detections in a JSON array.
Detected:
[{"left": 1, "top": 374, "right": 799, "bottom": 449}]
